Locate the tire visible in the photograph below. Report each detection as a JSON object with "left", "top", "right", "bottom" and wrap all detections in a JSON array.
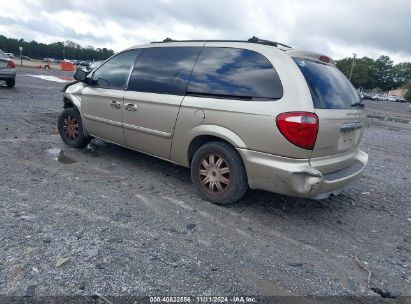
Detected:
[
  {"left": 191, "top": 141, "right": 248, "bottom": 205},
  {"left": 58, "top": 108, "right": 90, "bottom": 148},
  {"left": 6, "top": 79, "right": 15, "bottom": 88}
]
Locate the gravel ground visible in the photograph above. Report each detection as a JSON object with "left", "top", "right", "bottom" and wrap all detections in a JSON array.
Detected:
[{"left": 0, "top": 68, "right": 410, "bottom": 300}]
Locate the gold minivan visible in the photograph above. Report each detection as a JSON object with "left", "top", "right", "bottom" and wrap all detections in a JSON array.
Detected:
[{"left": 59, "top": 38, "right": 368, "bottom": 204}]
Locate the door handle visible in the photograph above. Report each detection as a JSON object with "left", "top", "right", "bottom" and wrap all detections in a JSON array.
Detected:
[
  {"left": 110, "top": 100, "right": 121, "bottom": 109},
  {"left": 125, "top": 103, "right": 138, "bottom": 112}
]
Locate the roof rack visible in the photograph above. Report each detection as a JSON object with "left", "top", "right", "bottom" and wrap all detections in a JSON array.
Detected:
[{"left": 152, "top": 37, "right": 292, "bottom": 49}]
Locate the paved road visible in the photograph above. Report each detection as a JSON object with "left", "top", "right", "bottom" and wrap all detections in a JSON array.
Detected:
[{"left": 0, "top": 69, "right": 410, "bottom": 299}]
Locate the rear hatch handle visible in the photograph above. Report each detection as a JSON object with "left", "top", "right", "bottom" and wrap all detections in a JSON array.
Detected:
[{"left": 340, "top": 121, "right": 363, "bottom": 132}]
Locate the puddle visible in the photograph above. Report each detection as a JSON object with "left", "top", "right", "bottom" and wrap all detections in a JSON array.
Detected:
[{"left": 47, "top": 148, "right": 76, "bottom": 164}]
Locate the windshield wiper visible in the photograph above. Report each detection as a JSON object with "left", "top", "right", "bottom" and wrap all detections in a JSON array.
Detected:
[{"left": 351, "top": 102, "right": 364, "bottom": 108}]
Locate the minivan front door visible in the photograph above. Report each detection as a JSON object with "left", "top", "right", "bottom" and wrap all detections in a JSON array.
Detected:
[
  {"left": 122, "top": 47, "right": 202, "bottom": 159},
  {"left": 81, "top": 87, "right": 125, "bottom": 145},
  {"left": 81, "top": 49, "right": 140, "bottom": 145}
]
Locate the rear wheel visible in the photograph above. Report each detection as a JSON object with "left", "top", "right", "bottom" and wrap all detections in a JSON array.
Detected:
[
  {"left": 6, "top": 79, "right": 15, "bottom": 88},
  {"left": 58, "top": 108, "right": 90, "bottom": 148},
  {"left": 191, "top": 141, "right": 248, "bottom": 205}
]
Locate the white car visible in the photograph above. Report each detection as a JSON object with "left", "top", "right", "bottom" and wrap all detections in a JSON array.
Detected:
[
  {"left": 372, "top": 94, "right": 385, "bottom": 101},
  {"left": 0, "top": 49, "right": 16, "bottom": 87}
]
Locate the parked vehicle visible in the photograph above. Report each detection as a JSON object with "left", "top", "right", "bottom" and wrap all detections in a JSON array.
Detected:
[
  {"left": 0, "top": 48, "right": 16, "bottom": 87},
  {"left": 362, "top": 92, "right": 372, "bottom": 100},
  {"left": 395, "top": 96, "right": 406, "bottom": 103},
  {"left": 5, "top": 52, "right": 15, "bottom": 58},
  {"left": 373, "top": 94, "right": 387, "bottom": 101},
  {"left": 388, "top": 96, "right": 398, "bottom": 102},
  {"left": 22, "top": 55, "right": 31, "bottom": 60},
  {"left": 59, "top": 37, "right": 368, "bottom": 204},
  {"left": 88, "top": 60, "right": 103, "bottom": 71},
  {"left": 77, "top": 61, "right": 90, "bottom": 67},
  {"left": 43, "top": 58, "right": 56, "bottom": 63}
]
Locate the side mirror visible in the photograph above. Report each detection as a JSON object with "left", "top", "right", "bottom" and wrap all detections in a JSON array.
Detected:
[{"left": 74, "top": 70, "right": 87, "bottom": 82}]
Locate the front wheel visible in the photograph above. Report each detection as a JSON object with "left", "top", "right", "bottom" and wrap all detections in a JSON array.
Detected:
[
  {"left": 191, "top": 141, "right": 248, "bottom": 205},
  {"left": 58, "top": 108, "right": 90, "bottom": 148}
]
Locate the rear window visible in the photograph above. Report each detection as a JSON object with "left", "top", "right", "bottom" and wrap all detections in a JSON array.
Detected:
[{"left": 294, "top": 58, "right": 360, "bottom": 109}]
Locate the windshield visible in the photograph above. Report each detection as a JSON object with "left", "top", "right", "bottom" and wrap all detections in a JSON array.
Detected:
[
  {"left": 0, "top": 49, "right": 7, "bottom": 59},
  {"left": 294, "top": 58, "right": 360, "bottom": 109}
]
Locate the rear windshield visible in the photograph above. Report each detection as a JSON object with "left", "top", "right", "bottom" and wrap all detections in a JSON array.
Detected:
[
  {"left": 0, "top": 49, "right": 7, "bottom": 59},
  {"left": 293, "top": 58, "right": 360, "bottom": 109}
]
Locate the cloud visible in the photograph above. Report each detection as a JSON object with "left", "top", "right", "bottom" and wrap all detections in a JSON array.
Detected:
[{"left": 0, "top": 0, "right": 409, "bottom": 62}]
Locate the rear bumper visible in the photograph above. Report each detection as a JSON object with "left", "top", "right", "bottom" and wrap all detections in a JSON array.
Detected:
[
  {"left": 0, "top": 69, "right": 16, "bottom": 80},
  {"left": 237, "top": 148, "right": 368, "bottom": 199}
]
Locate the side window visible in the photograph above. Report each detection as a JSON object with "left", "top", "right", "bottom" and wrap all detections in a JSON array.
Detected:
[
  {"left": 127, "top": 47, "right": 201, "bottom": 95},
  {"left": 91, "top": 49, "right": 139, "bottom": 90},
  {"left": 187, "top": 47, "right": 283, "bottom": 100}
]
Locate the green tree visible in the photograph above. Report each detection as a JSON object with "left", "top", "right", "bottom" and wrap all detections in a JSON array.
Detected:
[
  {"left": 393, "top": 62, "right": 411, "bottom": 87},
  {"left": 405, "top": 90, "right": 411, "bottom": 102},
  {"left": 0, "top": 35, "right": 114, "bottom": 60},
  {"left": 404, "top": 81, "right": 411, "bottom": 102},
  {"left": 336, "top": 56, "right": 376, "bottom": 89},
  {"left": 372, "top": 55, "right": 394, "bottom": 91}
]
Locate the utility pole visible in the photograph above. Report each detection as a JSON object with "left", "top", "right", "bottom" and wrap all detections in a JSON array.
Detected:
[{"left": 349, "top": 53, "right": 357, "bottom": 81}]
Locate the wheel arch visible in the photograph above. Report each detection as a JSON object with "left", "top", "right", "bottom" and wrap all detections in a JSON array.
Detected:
[
  {"left": 184, "top": 125, "right": 247, "bottom": 167},
  {"left": 63, "top": 96, "right": 81, "bottom": 112},
  {"left": 61, "top": 97, "right": 89, "bottom": 137}
]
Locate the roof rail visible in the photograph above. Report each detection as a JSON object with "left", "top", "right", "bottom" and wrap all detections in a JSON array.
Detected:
[
  {"left": 247, "top": 36, "right": 292, "bottom": 49},
  {"left": 151, "top": 37, "right": 292, "bottom": 49}
]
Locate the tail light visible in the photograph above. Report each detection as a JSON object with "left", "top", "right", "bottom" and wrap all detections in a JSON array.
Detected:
[
  {"left": 276, "top": 112, "right": 319, "bottom": 150},
  {"left": 7, "top": 61, "right": 15, "bottom": 68}
]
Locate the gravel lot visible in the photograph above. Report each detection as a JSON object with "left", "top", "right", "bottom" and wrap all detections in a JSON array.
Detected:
[{"left": 0, "top": 68, "right": 410, "bottom": 300}]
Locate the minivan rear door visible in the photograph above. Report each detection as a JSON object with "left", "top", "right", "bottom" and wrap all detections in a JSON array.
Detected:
[{"left": 293, "top": 57, "right": 366, "bottom": 162}]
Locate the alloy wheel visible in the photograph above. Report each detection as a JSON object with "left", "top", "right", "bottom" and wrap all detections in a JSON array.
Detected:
[{"left": 198, "top": 153, "right": 231, "bottom": 194}]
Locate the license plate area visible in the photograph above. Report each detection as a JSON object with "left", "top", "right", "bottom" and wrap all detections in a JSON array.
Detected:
[
  {"left": 338, "top": 121, "right": 363, "bottom": 151},
  {"left": 339, "top": 130, "right": 355, "bottom": 149}
]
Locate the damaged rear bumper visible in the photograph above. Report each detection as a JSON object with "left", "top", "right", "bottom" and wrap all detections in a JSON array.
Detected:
[{"left": 237, "top": 148, "right": 368, "bottom": 199}]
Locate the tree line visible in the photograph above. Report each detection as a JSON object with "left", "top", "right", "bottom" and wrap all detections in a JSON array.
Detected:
[
  {"left": 336, "top": 55, "right": 411, "bottom": 92},
  {"left": 0, "top": 35, "right": 114, "bottom": 61}
]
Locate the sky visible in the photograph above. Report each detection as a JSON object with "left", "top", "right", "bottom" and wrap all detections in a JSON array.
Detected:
[{"left": 0, "top": 0, "right": 410, "bottom": 63}]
